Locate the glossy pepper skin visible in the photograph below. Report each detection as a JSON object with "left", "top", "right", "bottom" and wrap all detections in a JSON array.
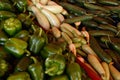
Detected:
[
  {"left": 50, "top": 74, "right": 69, "bottom": 80},
  {"left": 14, "top": 30, "right": 30, "bottom": 42},
  {"left": 14, "top": 56, "right": 32, "bottom": 72},
  {"left": 45, "top": 54, "right": 66, "bottom": 76},
  {"left": 29, "top": 27, "right": 46, "bottom": 55},
  {"left": 0, "top": 1, "right": 14, "bottom": 12},
  {"left": 11, "top": 0, "right": 27, "bottom": 12},
  {"left": 0, "top": 46, "right": 11, "bottom": 60},
  {"left": 4, "top": 38, "right": 28, "bottom": 58},
  {"left": 7, "top": 72, "right": 31, "bottom": 80},
  {"left": 0, "top": 30, "right": 8, "bottom": 45},
  {"left": 0, "top": 11, "right": 16, "bottom": 20},
  {"left": 28, "top": 56, "right": 44, "bottom": 80},
  {"left": 0, "top": 0, "right": 11, "bottom": 3},
  {"left": 17, "top": 13, "right": 33, "bottom": 28},
  {"left": 40, "top": 42, "right": 64, "bottom": 59},
  {"left": 3, "top": 17, "right": 22, "bottom": 36},
  {"left": 0, "top": 58, "right": 8, "bottom": 77},
  {"left": 30, "top": 24, "right": 48, "bottom": 44},
  {"left": 66, "top": 62, "right": 82, "bottom": 80}
]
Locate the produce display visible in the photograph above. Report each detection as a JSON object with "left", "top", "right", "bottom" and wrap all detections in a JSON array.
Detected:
[{"left": 0, "top": 0, "right": 120, "bottom": 80}]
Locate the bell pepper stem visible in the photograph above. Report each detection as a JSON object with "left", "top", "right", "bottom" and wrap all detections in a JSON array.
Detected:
[
  {"left": 23, "top": 7, "right": 26, "bottom": 13},
  {"left": 29, "top": 12, "right": 35, "bottom": 21},
  {"left": 26, "top": 12, "right": 31, "bottom": 19},
  {"left": 13, "top": 2, "right": 17, "bottom": 6},
  {"left": 25, "top": 50, "right": 31, "bottom": 56},
  {"left": 30, "top": 56, "right": 38, "bottom": 64},
  {"left": 45, "top": 66, "right": 56, "bottom": 74},
  {"left": 31, "top": 24, "right": 36, "bottom": 32},
  {"left": 38, "top": 28, "right": 42, "bottom": 37}
]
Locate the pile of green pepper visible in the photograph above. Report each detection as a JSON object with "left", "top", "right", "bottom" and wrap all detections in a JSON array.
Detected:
[
  {"left": 2, "top": 0, "right": 120, "bottom": 80},
  {"left": 0, "top": 0, "right": 84, "bottom": 80}
]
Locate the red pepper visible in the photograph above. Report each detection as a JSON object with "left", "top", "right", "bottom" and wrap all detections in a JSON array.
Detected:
[{"left": 76, "top": 56, "right": 102, "bottom": 80}]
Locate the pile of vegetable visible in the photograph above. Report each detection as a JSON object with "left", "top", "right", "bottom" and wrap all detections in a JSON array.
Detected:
[{"left": 1, "top": 0, "right": 120, "bottom": 80}]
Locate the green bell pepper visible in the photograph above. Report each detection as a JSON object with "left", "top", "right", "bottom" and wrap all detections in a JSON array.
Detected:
[
  {"left": 40, "top": 42, "right": 64, "bottom": 59},
  {"left": 66, "top": 62, "right": 82, "bottom": 80},
  {"left": 28, "top": 56, "right": 44, "bottom": 80},
  {"left": 50, "top": 74, "right": 69, "bottom": 80},
  {"left": 0, "top": 0, "right": 11, "bottom": 3},
  {"left": 0, "top": 30, "right": 8, "bottom": 45},
  {"left": 3, "top": 17, "right": 22, "bottom": 36},
  {"left": 29, "top": 27, "right": 46, "bottom": 55},
  {"left": 14, "top": 30, "right": 30, "bottom": 41},
  {"left": 14, "top": 56, "right": 32, "bottom": 72},
  {"left": 45, "top": 54, "right": 66, "bottom": 76},
  {"left": 0, "top": 11, "right": 16, "bottom": 20},
  {"left": 64, "top": 52, "right": 76, "bottom": 63},
  {"left": 12, "top": 0, "right": 27, "bottom": 12},
  {"left": 0, "top": 58, "right": 8, "bottom": 77},
  {"left": 29, "top": 35, "right": 45, "bottom": 55},
  {"left": 0, "top": 46, "right": 11, "bottom": 60},
  {"left": 17, "top": 13, "right": 33, "bottom": 28},
  {"left": 4, "top": 38, "right": 28, "bottom": 58},
  {"left": 31, "top": 24, "right": 48, "bottom": 44},
  {"left": 0, "top": 1, "right": 14, "bottom": 12},
  {"left": 7, "top": 72, "right": 31, "bottom": 80}
]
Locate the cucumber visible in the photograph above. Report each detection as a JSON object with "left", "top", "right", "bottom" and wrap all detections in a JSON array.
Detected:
[
  {"left": 100, "top": 36, "right": 120, "bottom": 55},
  {"left": 88, "top": 30, "right": 115, "bottom": 37},
  {"left": 74, "top": 0, "right": 86, "bottom": 7},
  {"left": 82, "top": 20, "right": 99, "bottom": 29},
  {"left": 98, "top": 24, "right": 117, "bottom": 33},
  {"left": 59, "top": 2, "right": 86, "bottom": 15},
  {"left": 83, "top": 3, "right": 110, "bottom": 13},
  {"left": 75, "top": 0, "right": 96, "bottom": 7},
  {"left": 98, "top": 0, "right": 119, "bottom": 6},
  {"left": 93, "top": 16, "right": 115, "bottom": 25},
  {"left": 100, "top": 36, "right": 120, "bottom": 43},
  {"left": 93, "top": 16, "right": 109, "bottom": 24},
  {"left": 109, "top": 42, "right": 120, "bottom": 55},
  {"left": 90, "top": 36, "right": 112, "bottom": 63},
  {"left": 87, "top": 10, "right": 110, "bottom": 17},
  {"left": 105, "top": 49, "right": 120, "bottom": 71},
  {"left": 63, "top": 14, "right": 94, "bottom": 24},
  {"left": 86, "top": 0, "right": 97, "bottom": 4},
  {"left": 105, "top": 5, "right": 120, "bottom": 13}
]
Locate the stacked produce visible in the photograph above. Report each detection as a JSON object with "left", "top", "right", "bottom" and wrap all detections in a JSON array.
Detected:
[{"left": 0, "top": 0, "right": 120, "bottom": 80}]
